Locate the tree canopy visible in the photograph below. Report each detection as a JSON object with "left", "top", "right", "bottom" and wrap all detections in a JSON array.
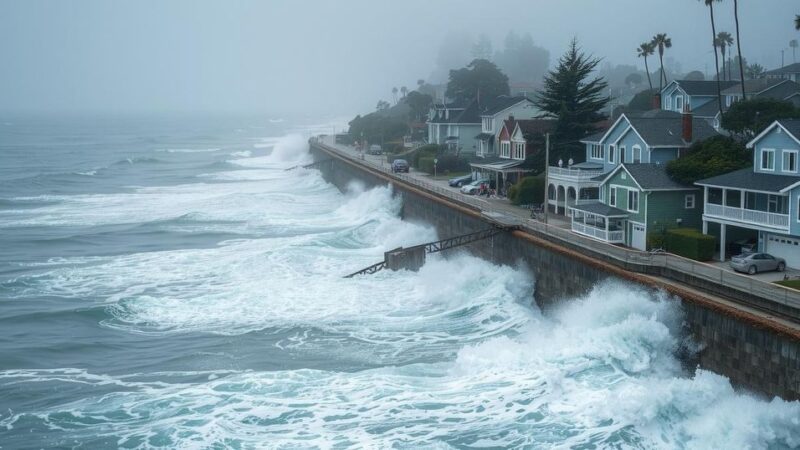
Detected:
[
  {"left": 534, "top": 39, "right": 609, "bottom": 162},
  {"left": 666, "top": 136, "right": 750, "bottom": 185},
  {"left": 445, "top": 59, "right": 510, "bottom": 105},
  {"left": 405, "top": 91, "right": 433, "bottom": 122},
  {"left": 721, "top": 98, "right": 800, "bottom": 140},
  {"left": 493, "top": 31, "right": 550, "bottom": 86}
]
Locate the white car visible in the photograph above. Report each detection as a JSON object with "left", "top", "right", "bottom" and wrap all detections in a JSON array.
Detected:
[{"left": 460, "top": 179, "right": 489, "bottom": 195}]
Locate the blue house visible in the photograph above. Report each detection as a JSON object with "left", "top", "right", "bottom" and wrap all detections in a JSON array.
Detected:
[
  {"left": 547, "top": 109, "right": 719, "bottom": 216},
  {"left": 427, "top": 100, "right": 481, "bottom": 154},
  {"left": 696, "top": 119, "right": 800, "bottom": 268},
  {"left": 661, "top": 80, "right": 739, "bottom": 122}
]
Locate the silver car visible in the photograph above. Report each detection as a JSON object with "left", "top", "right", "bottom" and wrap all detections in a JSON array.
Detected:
[{"left": 730, "top": 252, "right": 786, "bottom": 275}]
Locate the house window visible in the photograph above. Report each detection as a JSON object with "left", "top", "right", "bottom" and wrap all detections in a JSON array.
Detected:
[
  {"left": 619, "top": 145, "right": 626, "bottom": 164},
  {"left": 590, "top": 144, "right": 604, "bottom": 159},
  {"left": 666, "top": 97, "right": 672, "bottom": 110},
  {"left": 685, "top": 194, "right": 696, "bottom": 209},
  {"left": 676, "top": 96, "right": 684, "bottom": 111},
  {"left": 514, "top": 142, "right": 525, "bottom": 159},
  {"left": 783, "top": 150, "right": 798, "bottom": 173},
  {"left": 797, "top": 197, "right": 800, "bottom": 222},
  {"left": 482, "top": 118, "right": 492, "bottom": 132},
  {"left": 610, "top": 187, "right": 617, "bottom": 207},
  {"left": 628, "top": 190, "right": 639, "bottom": 212},
  {"left": 761, "top": 149, "right": 775, "bottom": 171},
  {"left": 608, "top": 144, "right": 616, "bottom": 163},
  {"left": 632, "top": 146, "right": 641, "bottom": 163}
]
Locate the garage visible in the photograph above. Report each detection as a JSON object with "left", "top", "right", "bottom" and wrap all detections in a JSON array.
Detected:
[
  {"left": 630, "top": 222, "right": 647, "bottom": 251},
  {"left": 765, "top": 234, "right": 800, "bottom": 269}
]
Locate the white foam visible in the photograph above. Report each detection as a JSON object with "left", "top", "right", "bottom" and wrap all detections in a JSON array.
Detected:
[{"left": 156, "top": 148, "right": 221, "bottom": 153}]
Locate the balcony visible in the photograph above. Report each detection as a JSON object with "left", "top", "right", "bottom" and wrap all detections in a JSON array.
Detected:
[
  {"left": 704, "top": 203, "right": 790, "bottom": 230},
  {"left": 548, "top": 166, "right": 604, "bottom": 183}
]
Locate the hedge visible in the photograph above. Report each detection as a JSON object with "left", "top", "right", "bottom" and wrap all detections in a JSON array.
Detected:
[
  {"left": 508, "top": 175, "right": 545, "bottom": 206},
  {"left": 665, "top": 228, "right": 714, "bottom": 261},
  {"left": 418, "top": 156, "right": 436, "bottom": 174}
]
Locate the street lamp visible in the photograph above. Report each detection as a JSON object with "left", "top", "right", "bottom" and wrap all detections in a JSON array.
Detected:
[{"left": 434, "top": 158, "right": 438, "bottom": 178}]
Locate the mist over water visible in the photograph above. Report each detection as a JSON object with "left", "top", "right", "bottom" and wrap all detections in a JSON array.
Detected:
[{"left": 1, "top": 116, "right": 799, "bottom": 449}]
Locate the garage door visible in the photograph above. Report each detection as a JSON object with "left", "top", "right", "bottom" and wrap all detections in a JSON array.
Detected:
[
  {"left": 630, "top": 223, "right": 647, "bottom": 251},
  {"left": 766, "top": 235, "right": 800, "bottom": 269}
]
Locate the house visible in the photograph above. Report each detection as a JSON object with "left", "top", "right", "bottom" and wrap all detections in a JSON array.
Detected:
[
  {"left": 570, "top": 164, "right": 702, "bottom": 250},
  {"left": 764, "top": 62, "right": 800, "bottom": 83},
  {"left": 427, "top": 100, "right": 481, "bottom": 154},
  {"left": 471, "top": 116, "right": 554, "bottom": 194},
  {"left": 705, "top": 79, "right": 800, "bottom": 128},
  {"left": 547, "top": 109, "right": 719, "bottom": 216},
  {"left": 661, "top": 80, "right": 739, "bottom": 121},
  {"left": 696, "top": 119, "right": 800, "bottom": 268},
  {"left": 474, "top": 95, "right": 539, "bottom": 158}
]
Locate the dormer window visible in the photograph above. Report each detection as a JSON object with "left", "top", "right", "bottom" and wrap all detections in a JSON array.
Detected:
[
  {"left": 482, "top": 118, "right": 493, "bottom": 132},
  {"left": 675, "top": 96, "right": 684, "bottom": 111}
]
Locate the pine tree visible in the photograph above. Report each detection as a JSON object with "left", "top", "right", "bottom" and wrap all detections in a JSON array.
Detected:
[{"left": 534, "top": 38, "right": 609, "bottom": 159}]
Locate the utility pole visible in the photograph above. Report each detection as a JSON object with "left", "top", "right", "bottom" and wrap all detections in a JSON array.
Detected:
[{"left": 543, "top": 133, "right": 550, "bottom": 225}]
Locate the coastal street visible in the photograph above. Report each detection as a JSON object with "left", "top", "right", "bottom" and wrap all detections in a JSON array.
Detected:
[{"left": 324, "top": 137, "right": 799, "bottom": 285}]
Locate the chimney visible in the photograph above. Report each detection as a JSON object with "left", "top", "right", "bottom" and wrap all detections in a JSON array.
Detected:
[
  {"left": 682, "top": 104, "right": 693, "bottom": 143},
  {"left": 652, "top": 93, "right": 662, "bottom": 110},
  {"left": 508, "top": 114, "right": 515, "bottom": 122}
]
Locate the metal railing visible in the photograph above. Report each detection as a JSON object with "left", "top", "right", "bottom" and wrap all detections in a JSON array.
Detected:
[
  {"left": 311, "top": 137, "right": 800, "bottom": 315},
  {"left": 572, "top": 222, "right": 625, "bottom": 243},
  {"left": 705, "top": 203, "right": 790, "bottom": 229}
]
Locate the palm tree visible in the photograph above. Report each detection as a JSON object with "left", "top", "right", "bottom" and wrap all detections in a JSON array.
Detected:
[
  {"left": 796, "top": 15, "right": 800, "bottom": 30},
  {"left": 716, "top": 32, "right": 733, "bottom": 81},
  {"left": 637, "top": 42, "right": 656, "bottom": 91},
  {"left": 400, "top": 86, "right": 408, "bottom": 99},
  {"left": 392, "top": 87, "right": 398, "bottom": 104},
  {"left": 791, "top": 40, "right": 799, "bottom": 64},
  {"left": 745, "top": 63, "right": 765, "bottom": 79},
  {"left": 733, "top": 0, "right": 746, "bottom": 97},
  {"left": 651, "top": 34, "right": 672, "bottom": 92},
  {"left": 701, "top": 0, "right": 724, "bottom": 119}
]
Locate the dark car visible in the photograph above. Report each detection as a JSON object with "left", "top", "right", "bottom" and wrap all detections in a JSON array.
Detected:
[
  {"left": 448, "top": 174, "right": 473, "bottom": 187},
  {"left": 391, "top": 159, "right": 409, "bottom": 173}
]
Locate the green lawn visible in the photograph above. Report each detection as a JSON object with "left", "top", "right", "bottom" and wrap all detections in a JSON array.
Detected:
[{"left": 774, "top": 279, "right": 800, "bottom": 290}]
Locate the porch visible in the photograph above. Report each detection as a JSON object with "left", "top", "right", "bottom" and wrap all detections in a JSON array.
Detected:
[
  {"left": 471, "top": 159, "right": 532, "bottom": 197},
  {"left": 703, "top": 187, "right": 790, "bottom": 231},
  {"left": 570, "top": 202, "right": 628, "bottom": 244}
]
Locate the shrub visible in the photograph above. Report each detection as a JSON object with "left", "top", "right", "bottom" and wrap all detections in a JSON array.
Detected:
[
  {"left": 647, "top": 232, "right": 666, "bottom": 250},
  {"left": 418, "top": 156, "right": 436, "bottom": 174},
  {"left": 508, "top": 175, "right": 545, "bottom": 206},
  {"left": 434, "top": 154, "right": 470, "bottom": 173},
  {"left": 412, "top": 144, "right": 439, "bottom": 167},
  {"left": 665, "top": 228, "right": 714, "bottom": 261}
]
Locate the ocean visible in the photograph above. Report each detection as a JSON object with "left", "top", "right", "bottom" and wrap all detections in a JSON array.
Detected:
[{"left": 0, "top": 114, "right": 798, "bottom": 449}]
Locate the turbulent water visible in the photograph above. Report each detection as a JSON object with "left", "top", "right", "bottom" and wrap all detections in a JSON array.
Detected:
[{"left": 1, "top": 115, "right": 799, "bottom": 449}]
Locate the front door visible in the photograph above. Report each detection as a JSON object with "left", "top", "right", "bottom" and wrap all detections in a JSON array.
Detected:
[{"left": 630, "top": 222, "right": 646, "bottom": 251}]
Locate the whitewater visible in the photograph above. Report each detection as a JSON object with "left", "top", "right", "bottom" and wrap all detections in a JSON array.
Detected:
[{"left": 0, "top": 115, "right": 798, "bottom": 449}]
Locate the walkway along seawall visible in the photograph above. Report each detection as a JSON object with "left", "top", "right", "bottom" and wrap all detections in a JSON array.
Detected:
[{"left": 309, "top": 138, "right": 800, "bottom": 400}]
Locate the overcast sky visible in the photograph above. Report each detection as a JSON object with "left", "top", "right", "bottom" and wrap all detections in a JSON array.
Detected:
[{"left": 1, "top": 0, "right": 798, "bottom": 116}]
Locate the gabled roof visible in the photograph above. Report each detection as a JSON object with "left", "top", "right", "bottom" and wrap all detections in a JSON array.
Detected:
[
  {"left": 720, "top": 78, "right": 788, "bottom": 96},
  {"left": 695, "top": 168, "right": 800, "bottom": 193},
  {"left": 669, "top": 80, "right": 739, "bottom": 96},
  {"left": 746, "top": 119, "right": 800, "bottom": 148},
  {"left": 691, "top": 98, "right": 722, "bottom": 118},
  {"left": 626, "top": 112, "right": 719, "bottom": 147},
  {"left": 479, "top": 95, "right": 532, "bottom": 116},
  {"left": 600, "top": 163, "right": 695, "bottom": 191},
  {"left": 515, "top": 119, "right": 555, "bottom": 135},
  {"left": 765, "top": 62, "right": 800, "bottom": 75}
]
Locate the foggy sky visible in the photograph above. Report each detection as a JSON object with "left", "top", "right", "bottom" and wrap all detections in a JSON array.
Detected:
[{"left": 1, "top": 0, "right": 798, "bottom": 117}]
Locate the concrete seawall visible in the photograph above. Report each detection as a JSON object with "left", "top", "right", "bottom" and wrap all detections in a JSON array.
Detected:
[{"left": 310, "top": 141, "right": 800, "bottom": 400}]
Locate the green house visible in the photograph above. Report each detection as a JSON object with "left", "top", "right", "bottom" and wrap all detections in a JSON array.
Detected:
[{"left": 570, "top": 164, "right": 702, "bottom": 250}]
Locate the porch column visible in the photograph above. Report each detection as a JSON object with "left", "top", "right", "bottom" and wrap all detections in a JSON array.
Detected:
[
  {"left": 719, "top": 223, "right": 727, "bottom": 262},
  {"left": 605, "top": 218, "right": 610, "bottom": 240},
  {"left": 702, "top": 220, "right": 708, "bottom": 235}
]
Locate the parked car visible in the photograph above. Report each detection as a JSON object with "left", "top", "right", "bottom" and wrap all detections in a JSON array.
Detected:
[
  {"left": 368, "top": 145, "right": 383, "bottom": 155},
  {"left": 448, "top": 174, "right": 473, "bottom": 187},
  {"left": 730, "top": 252, "right": 786, "bottom": 275},
  {"left": 460, "top": 178, "right": 489, "bottom": 195},
  {"left": 391, "top": 159, "right": 409, "bottom": 173}
]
